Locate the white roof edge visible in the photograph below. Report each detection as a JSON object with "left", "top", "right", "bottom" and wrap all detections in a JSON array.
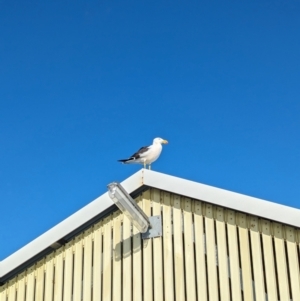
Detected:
[
  {"left": 0, "top": 169, "right": 144, "bottom": 278},
  {"left": 1, "top": 169, "right": 299, "bottom": 279},
  {"left": 142, "top": 169, "right": 300, "bottom": 227}
]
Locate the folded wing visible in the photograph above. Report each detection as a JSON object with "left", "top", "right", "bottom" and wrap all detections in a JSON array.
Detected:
[{"left": 118, "top": 145, "right": 151, "bottom": 163}]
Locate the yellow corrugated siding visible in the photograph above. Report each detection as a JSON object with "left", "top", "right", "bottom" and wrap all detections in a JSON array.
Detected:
[{"left": 1, "top": 188, "right": 300, "bottom": 301}]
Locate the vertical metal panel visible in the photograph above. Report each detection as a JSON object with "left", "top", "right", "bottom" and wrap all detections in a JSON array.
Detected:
[
  {"left": 7, "top": 279, "right": 16, "bottom": 301},
  {"left": 73, "top": 234, "right": 83, "bottom": 301},
  {"left": 194, "top": 201, "right": 208, "bottom": 301},
  {"left": 112, "top": 212, "right": 121, "bottom": 301},
  {"left": 16, "top": 272, "right": 26, "bottom": 301},
  {"left": 273, "top": 222, "right": 290, "bottom": 300},
  {"left": 83, "top": 228, "right": 93, "bottom": 301},
  {"left": 53, "top": 246, "right": 64, "bottom": 301},
  {"left": 215, "top": 206, "right": 230, "bottom": 301},
  {"left": 152, "top": 189, "right": 164, "bottom": 301},
  {"left": 248, "top": 216, "right": 265, "bottom": 301},
  {"left": 162, "top": 191, "right": 175, "bottom": 301},
  {"left": 183, "top": 197, "right": 196, "bottom": 301},
  {"left": 133, "top": 196, "right": 142, "bottom": 301},
  {"left": 0, "top": 284, "right": 7, "bottom": 301},
  {"left": 205, "top": 204, "right": 218, "bottom": 301},
  {"left": 44, "top": 254, "right": 54, "bottom": 301},
  {"left": 237, "top": 213, "right": 254, "bottom": 301},
  {"left": 102, "top": 216, "right": 112, "bottom": 301},
  {"left": 123, "top": 210, "right": 132, "bottom": 301},
  {"left": 142, "top": 190, "right": 153, "bottom": 301},
  {"left": 226, "top": 210, "right": 242, "bottom": 301},
  {"left": 173, "top": 194, "right": 185, "bottom": 301},
  {"left": 35, "top": 259, "right": 45, "bottom": 301},
  {"left": 26, "top": 266, "right": 35, "bottom": 301},
  {"left": 261, "top": 219, "right": 278, "bottom": 300},
  {"left": 63, "top": 240, "right": 74, "bottom": 301},
  {"left": 285, "top": 226, "right": 300, "bottom": 300},
  {"left": 93, "top": 221, "right": 103, "bottom": 301}
]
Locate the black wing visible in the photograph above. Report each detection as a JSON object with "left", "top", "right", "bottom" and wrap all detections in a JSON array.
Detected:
[
  {"left": 118, "top": 145, "right": 150, "bottom": 162},
  {"left": 130, "top": 145, "right": 150, "bottom": 159}
]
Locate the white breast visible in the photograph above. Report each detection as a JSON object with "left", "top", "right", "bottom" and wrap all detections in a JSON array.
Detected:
[{"left": 145, "top": 143, "right": 162, "bottom": 164}]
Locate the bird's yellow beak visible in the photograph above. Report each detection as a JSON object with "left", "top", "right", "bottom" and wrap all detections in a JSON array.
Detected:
[{"left": 162, "top": 139, "right": 168, "bottom": 144}]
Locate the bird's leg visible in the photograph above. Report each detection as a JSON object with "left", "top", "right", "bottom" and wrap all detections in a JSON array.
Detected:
[
  {"left": 144, "top": 161, "right": 146, "bottom": 169},
  {"left": 149, "top": 165, "right": 151, "bottom": 170}
]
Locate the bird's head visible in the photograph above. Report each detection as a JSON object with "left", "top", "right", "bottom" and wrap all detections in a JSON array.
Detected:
[{"left": 153, "top": 137, "right": 168, "bottom": 144}]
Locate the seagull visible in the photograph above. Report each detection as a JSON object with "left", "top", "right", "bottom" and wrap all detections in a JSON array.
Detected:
[{"left": 118, "top": 137, "right": 168, "bottom": 170}]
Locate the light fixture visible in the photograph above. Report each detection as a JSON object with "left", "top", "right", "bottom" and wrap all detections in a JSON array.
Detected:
[{"left": 107, "top": 182, "right": 150, "bottom": 233}]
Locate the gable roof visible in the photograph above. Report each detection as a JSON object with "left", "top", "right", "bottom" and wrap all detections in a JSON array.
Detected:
[{"left": 1, "top": 168, "right": 300, "bottom": 282}]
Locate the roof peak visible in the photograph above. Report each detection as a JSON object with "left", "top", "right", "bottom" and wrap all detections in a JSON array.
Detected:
[{"left": 1, "top": 169, "right": 299, "bottom": 282}]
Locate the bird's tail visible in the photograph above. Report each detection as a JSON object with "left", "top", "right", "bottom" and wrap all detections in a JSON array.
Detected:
[
  {"left": 118, "top": 159, "right": 128, "bottom": 163},
  {"left": 117, "top": 158, "right": 136, "bottom": 164}
]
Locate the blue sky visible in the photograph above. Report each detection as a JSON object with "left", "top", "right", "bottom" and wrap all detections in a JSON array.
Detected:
[{"left": 1, "top": 0, "right": 300, "bottom": 259}]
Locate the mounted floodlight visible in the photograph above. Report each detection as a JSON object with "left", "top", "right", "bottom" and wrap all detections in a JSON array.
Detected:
[{"left": 107, "top": 182, "right": 150, "bottom": 233}]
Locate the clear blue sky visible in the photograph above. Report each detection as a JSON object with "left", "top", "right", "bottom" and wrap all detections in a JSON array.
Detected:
[{"left": 1, "top": 0, "right": 299, "bottom": 260}]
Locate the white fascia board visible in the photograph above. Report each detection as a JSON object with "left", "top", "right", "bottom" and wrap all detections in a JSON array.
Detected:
[
  {"left": 0, "top": 169, "right": 144, "bottom": 278},
  {"left": 143, "top": 169, "right": 300, "bottom": 228}
]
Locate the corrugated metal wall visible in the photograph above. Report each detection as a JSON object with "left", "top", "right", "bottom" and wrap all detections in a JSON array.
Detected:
[{"left": 1, "top": 188, "right": 300, "bottom": 301}]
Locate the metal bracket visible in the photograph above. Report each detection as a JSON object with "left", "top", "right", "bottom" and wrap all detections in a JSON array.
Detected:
[{"left": 142, "top": 215, "right": 162, "bottom": 239}]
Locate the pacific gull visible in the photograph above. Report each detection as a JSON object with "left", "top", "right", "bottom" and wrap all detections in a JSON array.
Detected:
[{"left": 118, "top": 137, "right": 168, "bottom": 169}]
